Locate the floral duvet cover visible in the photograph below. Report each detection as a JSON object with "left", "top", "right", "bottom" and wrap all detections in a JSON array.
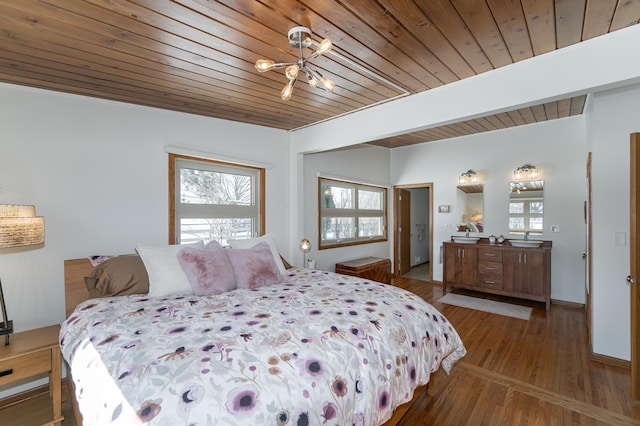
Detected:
[{"left": 60, "top": 268, "right": 465, "bottom": 425}]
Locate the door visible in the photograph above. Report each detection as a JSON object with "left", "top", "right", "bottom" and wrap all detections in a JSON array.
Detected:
[
  {"left": 503, "top": 249, "right": 543, "bottom": 295},
  {"left": 398, "top": 189, "right": 411, "bottom": 276},
  {"left": 443, "top": 244, "right": 458, "bottom": 284},
  {"left": 444, "top": 245, "right": 477, "bottom": 286},
  {"left": 586, "top": 153, "right": 593, "bottom": 347},
  {"left": 459, "top": 246, "right": 478, "bottom": 286},
  {"left": 630, "top": 133, "right": 640, "bottom": 399}
]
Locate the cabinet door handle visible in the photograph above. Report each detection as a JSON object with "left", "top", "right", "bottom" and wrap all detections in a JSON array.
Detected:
[
  {"left": 518, "top": 253, "right": 522, "bottom": 263},
  {"left": 484, "top": 253, "right": 496, "bottom": 257},
  {"left": 524, "top": 253, "right": 527, "bottom": 263},
  {"left": 462, "top": 249, "right": 465, "bottom": 258},
  {"left": 484, "top": 280, "right": 496, "bottom": 284},
  {"left": 0, "top": 369, "right": 13, "bottom": 377},
  {"left": 484, "top": 267, "right": 495, "bottom": 271}
]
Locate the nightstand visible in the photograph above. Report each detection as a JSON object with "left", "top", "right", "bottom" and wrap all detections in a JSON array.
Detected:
[{"left": 0, "top": 324, "right": 63, "bottom": 426}]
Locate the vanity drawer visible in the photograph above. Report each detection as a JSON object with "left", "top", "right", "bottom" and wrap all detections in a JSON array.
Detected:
[
  {"left": 478, "top": 272, "right": 503, "bottom": 289},
  {"left": 478, "top": 247, "right": 503, "bottom": 262},
  {"left": 0, "top": 349, "right": 52, "bottom": 386},
  {"left": 479, "top": 261, "right": 502, "bottom": 275},
  {"left": 478, "top": 260, "right": 503, "bottom": 289}
]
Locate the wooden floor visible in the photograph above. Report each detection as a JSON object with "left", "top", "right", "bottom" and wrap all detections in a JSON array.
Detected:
[
  {"left": 392, "top": 277, "right": 640, "bottom": 425},
  {"left": 23, "top": 276, "right": 640, "bottom": 425}
]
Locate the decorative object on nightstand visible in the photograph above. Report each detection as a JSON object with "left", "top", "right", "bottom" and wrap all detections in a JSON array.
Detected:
[
  {"left": 299, "top": 238, "right": 311, "bottom": 267},
  {"left": 0, "top": 204, "right": 45, "bottom": 345}
]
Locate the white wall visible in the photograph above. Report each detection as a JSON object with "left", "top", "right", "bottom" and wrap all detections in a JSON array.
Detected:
[
  {"left": 589, "top": 83, "right": 640, "bottom": 359},
  {"left": 302, "top": 146, "right": 391, "bottom": 271},
  {"left": 391, "top": 116, "right": 587, "bottom": 304},
  {"left": 0, "top": 83, "right": 289, "bottom": 395}
]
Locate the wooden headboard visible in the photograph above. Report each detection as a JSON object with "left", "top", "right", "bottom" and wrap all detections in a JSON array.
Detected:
[{"left": 64, "top": 258, "right": 95, "bottom": 318}]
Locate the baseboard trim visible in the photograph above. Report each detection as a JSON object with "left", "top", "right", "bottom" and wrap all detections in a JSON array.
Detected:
[
  {"left": 590, "top": 351, "right": 630, "bottom": 369},
  {"left": 551, "top": 299, "right": 585, "bottom": 310}
]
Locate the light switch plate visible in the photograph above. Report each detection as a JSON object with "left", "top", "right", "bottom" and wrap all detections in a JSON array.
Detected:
[{"left": 550, "top": 225, "right": 560, "bottom": 232}]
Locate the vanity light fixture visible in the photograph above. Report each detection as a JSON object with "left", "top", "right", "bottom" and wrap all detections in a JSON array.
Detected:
[
  {"left": 513, "top": 164, "right": 539, "bottom": 181},
  {"left": 458, "top": 170, "right": 478, "bottom": 185},
  {"left": 255, "top": 26, "right": 335, "bottom": 101}
]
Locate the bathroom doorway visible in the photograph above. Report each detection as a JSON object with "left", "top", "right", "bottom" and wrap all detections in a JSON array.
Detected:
[{"left": 394, "top": 183, "right": 432, "bottom": 282}]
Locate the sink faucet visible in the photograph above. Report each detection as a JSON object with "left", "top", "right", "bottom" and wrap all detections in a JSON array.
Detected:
[
  {"left": 524, "top": 231, "right": 530, "bottom": 241},
  {"left": 466, "top": 229, "right": 470, "bottom": 238}
]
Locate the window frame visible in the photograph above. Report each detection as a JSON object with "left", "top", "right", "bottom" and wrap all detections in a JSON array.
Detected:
[
  {"left": 169, "top": 153, "right": 265, "bottom": 244},
  {"left": 318, "top": 177, "right": 388, "bottom": 250},
  {"left": 508, "top": 197, "right": 544, "bottom": 235}
]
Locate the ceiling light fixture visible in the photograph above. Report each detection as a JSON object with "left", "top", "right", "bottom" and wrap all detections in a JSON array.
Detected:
[{"left": 255, "top": 26, "right": 335, "bottom": 101}]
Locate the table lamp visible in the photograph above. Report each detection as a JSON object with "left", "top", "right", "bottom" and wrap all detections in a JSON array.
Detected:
[
  {"left": 0, "top": 204, "right": 45, "bottom": 345},
  {"left": 299, "top": 239, "right": 311, "bottom": 267}
]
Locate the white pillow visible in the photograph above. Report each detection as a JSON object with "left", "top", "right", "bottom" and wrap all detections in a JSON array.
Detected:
[
  {"left": 136, "top": 241, "right": 204, "bottom": 297},
  {"left": 227, "top": 233, "right": 286, "bottom": 275}
]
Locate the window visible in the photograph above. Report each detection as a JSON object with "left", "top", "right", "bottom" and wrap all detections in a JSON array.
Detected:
[
  {"left": 509, "top": 198, "right": 543, "bottom": 234},
  {"left": 319, "top": 177, "right": 387, "bottom": 249},
  {"left": 170, "top": 154, "right": 264, "bottom": 245}
]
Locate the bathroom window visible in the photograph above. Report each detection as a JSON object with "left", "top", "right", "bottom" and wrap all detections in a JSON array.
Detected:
[{"left": 509, "top": 198, "right": 543, "bottom": 234}]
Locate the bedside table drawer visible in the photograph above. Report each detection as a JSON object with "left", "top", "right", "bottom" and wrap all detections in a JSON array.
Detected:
[{"left": 0, "top": 349, "right": 52, "bottom": 386}]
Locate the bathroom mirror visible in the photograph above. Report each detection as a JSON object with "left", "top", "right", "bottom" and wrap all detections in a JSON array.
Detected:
[
  {"left": 457, "top": 184, "right": 484, "bottom": 232},
  {"left": 508, "top": 180, "right": 544, "bottom": 235}
]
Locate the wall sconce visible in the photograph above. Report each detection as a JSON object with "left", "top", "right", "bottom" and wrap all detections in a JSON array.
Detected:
[
  {"left": 299, "top": 239, "right": 311, "bottom": 266},
  {"left": 513, "top": 164, "right": 539, "bottom": 181},
  {"left": 0, "top": 204, "right": 45, "bottom": 345},
  {"left": 458, "top": 170, "right": 478, "bottom": 185}
]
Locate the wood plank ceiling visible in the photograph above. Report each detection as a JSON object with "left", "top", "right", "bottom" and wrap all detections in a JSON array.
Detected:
[{"left": 0, "top": 1, "right": 638, "bottom": 148}]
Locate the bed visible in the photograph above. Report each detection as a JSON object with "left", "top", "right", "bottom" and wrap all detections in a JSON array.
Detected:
[{"left": 60, "top": 239, "right": 465, "bottom": 425}]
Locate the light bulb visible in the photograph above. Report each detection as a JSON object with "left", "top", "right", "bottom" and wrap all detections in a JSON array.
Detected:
[
  {"left": 285, "top": 65, "right": 299, "bottom": 81},
  {"left": 281, "top": 81, "right": 294, "bottom": 101},
  {"left": 306, "top": 73, "right": 318, "bottom": 88},
  {"left": 315, "top": 39, "right": 332, "bottom": 55},
  {"left": 321, "top": 76, "right": 335, "bottom": 93},
  {"left": 255, "top": 59, "right": 275, "bottom": 72}
]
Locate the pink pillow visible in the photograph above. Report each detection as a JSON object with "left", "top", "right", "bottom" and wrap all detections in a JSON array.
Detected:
[
  {"left": 226, "top": 241, "right": 284, "bottom": 290},
  {"left": 177, "top": 241, "right": 236, "bottom": 296}
]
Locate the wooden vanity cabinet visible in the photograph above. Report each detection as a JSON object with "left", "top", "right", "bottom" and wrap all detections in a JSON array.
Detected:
[
  {"left": 503, "top": 249, "right": 548, "bottom": 306},
  {"left": 443, "top": 240, "right": 551, "bottom": 310},
  {"left": 443, "top": 244, "right": 477, "bottom": 287}
]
